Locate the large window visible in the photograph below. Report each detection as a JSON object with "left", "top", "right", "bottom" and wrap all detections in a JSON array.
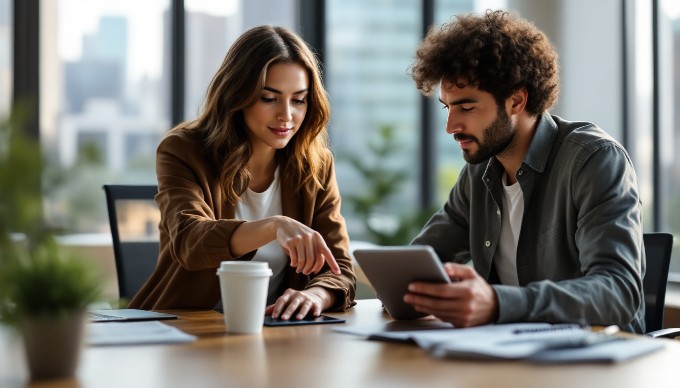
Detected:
[
  {"left": 37, "top": 0, "right": 296, "bottom": 235},
  {"left": 625, "top": 0, "right": 655, "bottom": 233},
  {"left": 433, "top": 1, "right": 494, "bottom": 204},
  {"left": 9, "top": 0, "right": 680, "bottom": 278},
  {"left": 327, "top": 0, "right": 630, "bottom": 246},
  {"left": 326, "top": 0, "right": 421, "bottom": 244},
  {"left": 183, "top": 0, "right": 296, "bottom": 120},
  {"left": 183, "top": 1, "right": 238, "bottom": 120},
  {"left": 0, "top": 0, "right": 10, "bottom": 117},
  {"left": 659, "top": 0, "right": 680, "bottom": 274},
  {"left": 40, "top": 0, "right": 170, "bottom": 233}
]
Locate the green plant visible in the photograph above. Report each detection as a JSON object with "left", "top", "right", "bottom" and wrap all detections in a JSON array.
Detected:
[
  {"left": 0, "top": 240, "right": 102, "bottom": 326},
  {"left": 341, "top": 125, "right": 436, "bottom": 245},
  {"left": 0, "top": 107, "right": 102, "bottom": 327},
  {"left": 0, "top": 109, "right": 45, "bottom": 249}
]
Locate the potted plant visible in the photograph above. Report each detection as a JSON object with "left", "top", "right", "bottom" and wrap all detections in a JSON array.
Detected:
[
  {"left": 0, "top": 241, "right": 102, "bottom": 380},
  {"left": 0, "top": 108, "right": 102, "bottom": 381},
  {"left": 340, "top": 125, "right": 437, "bottom": 245}
]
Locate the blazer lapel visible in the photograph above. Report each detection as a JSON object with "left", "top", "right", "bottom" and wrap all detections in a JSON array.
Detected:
[
  {"left": 280, "top": 173, "right": 303, "bottom": 221},
  {"left": 279, "top": 170, "right": 308, "bottom": 290}
]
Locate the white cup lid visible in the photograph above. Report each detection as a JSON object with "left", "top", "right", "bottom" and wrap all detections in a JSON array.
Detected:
[{"left": 216, "top": 261, "right": 273, "bottom": 276}]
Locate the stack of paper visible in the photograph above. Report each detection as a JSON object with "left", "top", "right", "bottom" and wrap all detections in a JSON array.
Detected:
[
  {"left": 335, "top": 322, "right": 665, "bottom": 363},
  {"left": 87, "top": 321, "right": 197, "bottom": 346}
]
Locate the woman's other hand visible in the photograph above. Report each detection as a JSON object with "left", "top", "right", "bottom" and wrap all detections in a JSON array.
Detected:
[{"left": 264, "top": 287, "right": 335, "bottom": 320}]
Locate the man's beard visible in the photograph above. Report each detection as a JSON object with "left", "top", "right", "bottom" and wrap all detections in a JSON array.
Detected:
[{"left": 456, "top": 107, "right": 516, "bottom": 165}]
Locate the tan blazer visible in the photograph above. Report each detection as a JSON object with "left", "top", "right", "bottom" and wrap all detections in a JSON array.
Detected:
[{"left": 129, "top": 128, "right": 356, "bottom": 310}]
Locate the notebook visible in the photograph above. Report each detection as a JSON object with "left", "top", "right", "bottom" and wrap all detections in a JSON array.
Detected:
[{"left": 88, "top": 309, "right": 178, "bottom": 323}]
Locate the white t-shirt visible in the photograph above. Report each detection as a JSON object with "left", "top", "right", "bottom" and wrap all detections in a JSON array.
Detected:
[
  {"left": 495, "top": 173, "right": 524, "bottom": 286},
  {"left": 235, "top": 168, "right": 287, "bottom": 305}
]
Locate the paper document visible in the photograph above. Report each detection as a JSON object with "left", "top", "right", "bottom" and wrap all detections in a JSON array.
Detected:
[
  {"left": 87, "top": 321, "right": 197, "bottom": 346},
  {"left": 332, "top": 319, "right": 453, "bottom": 339},
  {"left": 336, "top": 322, "right": 665, "bottom": 363}
]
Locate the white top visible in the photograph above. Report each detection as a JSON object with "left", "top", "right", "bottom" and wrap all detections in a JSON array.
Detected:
[
  {"left": 495, "top": 173, "right": 524, "bottom": 286},
  {"left": 235, "top": 168, "right": 287, "bottom": 305}
]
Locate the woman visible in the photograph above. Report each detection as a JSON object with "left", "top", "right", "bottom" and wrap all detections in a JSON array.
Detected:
[{"left": 129, "top": 25, "right": 356, "bottom": 320}]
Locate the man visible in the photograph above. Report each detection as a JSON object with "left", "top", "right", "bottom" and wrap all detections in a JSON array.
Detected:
[{"left": 404, "top": 10, "right": 645, "bottom": 333}]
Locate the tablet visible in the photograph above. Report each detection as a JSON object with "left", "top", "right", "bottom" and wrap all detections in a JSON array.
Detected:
[
  {"left": 353, "top": 245, "right": 451, "bottom": 320},
  {"left": 263, "top": 314, "right": 345, "bottom": 326}
]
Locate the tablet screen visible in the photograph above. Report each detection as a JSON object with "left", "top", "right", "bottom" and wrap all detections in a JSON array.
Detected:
[{"left": 353, "top": 245, "right": 451, "bottom": 320}]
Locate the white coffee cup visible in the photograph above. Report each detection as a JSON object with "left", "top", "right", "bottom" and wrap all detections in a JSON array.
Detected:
[{"left": 216, "top": 261, "right": 273, "bottom": 334}]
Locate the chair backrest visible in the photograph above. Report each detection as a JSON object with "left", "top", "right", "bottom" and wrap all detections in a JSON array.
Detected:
[
  {"left": 103, "top": 184, "right": 160, "bottom": 304},
  {"left": 642, "top": 232, "right": 674, "bottom": 333}
]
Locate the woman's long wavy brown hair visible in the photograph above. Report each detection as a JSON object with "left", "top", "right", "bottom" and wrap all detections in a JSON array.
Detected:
[{"left": 172, "top": 25, "right": 331, "bottom": 205}]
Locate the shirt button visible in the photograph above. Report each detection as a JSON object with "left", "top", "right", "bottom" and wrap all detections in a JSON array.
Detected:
[
  {"left": 485, "top": 241, "right": 491, "bottom": 247},
  {"left": 517, "top": 169, "right": 524, "bottom": 176},
  {"left": 485, "top": 177, "right": 490, "bottom": 183},
  {"left": 496, "top": 209, "right": 501, "bottom": 216}
]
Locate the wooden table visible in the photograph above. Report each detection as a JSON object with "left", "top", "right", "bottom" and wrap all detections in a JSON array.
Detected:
[{"left": 1, "top": 299, "right": 679, "bottom": 388}]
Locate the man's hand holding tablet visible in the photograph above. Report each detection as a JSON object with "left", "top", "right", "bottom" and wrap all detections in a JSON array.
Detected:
[{"left": 404, "top": 262, "right": 499, "bottom": 327}]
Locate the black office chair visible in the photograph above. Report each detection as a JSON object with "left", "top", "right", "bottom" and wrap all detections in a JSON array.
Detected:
[
  {"left": 103, "top": 184, "right": 160, "bottom": 304},
  {"left": 642, "top": 232, "right": 680, "bottom": 338}
]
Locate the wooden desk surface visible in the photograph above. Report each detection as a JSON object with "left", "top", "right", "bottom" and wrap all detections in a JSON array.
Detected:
[{"left": 1, "top": 299, "right": 679, "bottom": 388}]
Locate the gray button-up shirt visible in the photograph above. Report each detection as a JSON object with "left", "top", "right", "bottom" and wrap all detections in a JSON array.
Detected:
[{"left": 412, "top": 113, "right": 645, "bottom": 333}]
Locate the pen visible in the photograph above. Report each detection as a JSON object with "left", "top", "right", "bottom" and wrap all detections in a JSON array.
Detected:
[
  {"left": 512, "top": 323, "right": 583, "bottom": 335},
  {"left": 505, "top": 324, "right": 623, "bottom": 350}
]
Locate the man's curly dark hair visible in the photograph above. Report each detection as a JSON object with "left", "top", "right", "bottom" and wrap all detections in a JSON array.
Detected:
[{"left": 410, "top": 10, "right": 560, "bottom": 116}]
